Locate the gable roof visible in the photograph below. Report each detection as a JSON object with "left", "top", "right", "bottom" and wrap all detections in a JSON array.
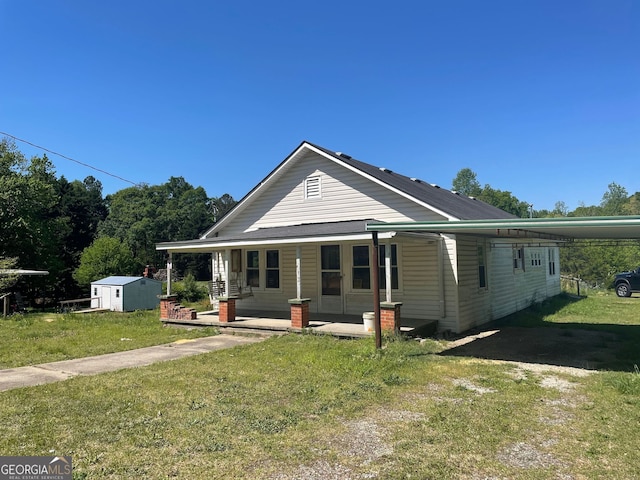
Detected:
[
  {"left": 202, "top": 141, "right": 516, "bottom": 238},
  {"left": 309, "top": 143, "right": 516, "bottom": 221}
]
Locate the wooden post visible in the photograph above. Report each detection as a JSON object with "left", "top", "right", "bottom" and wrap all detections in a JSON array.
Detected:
[
  {"left": 166, "top": 252, "right": 173, "bottom": 296},
  {"left": 372, "top": 231, "right": 381, "bottom": 349},
  {"left": 296, "top": 246, "right": 302, "bottom": 299}
]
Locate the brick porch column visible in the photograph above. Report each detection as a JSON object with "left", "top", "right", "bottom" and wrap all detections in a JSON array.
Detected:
[
  {"left": 218, "top": 297, "right": 237, "bottom": 323},
  {"left": 288, "top": 298, "right": 311, "bottom": 329},
  {"left": 159, "top": 295, "right": 178, "bottom": 321},
  {"left": 380, "top": 301, "right": 402, "bottom": 334}
]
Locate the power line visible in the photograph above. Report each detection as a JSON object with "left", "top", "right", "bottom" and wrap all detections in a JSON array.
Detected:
[{"left": 0, "top": 131, "right": 137, "bottom": 186}]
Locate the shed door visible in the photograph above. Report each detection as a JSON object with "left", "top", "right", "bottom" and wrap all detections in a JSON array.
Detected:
[
  {"left": 101, "top": 286, "right": 112, "bottom": 310},
  {"left": 320, "top": 245, "right": 343, "bottom": 314}
]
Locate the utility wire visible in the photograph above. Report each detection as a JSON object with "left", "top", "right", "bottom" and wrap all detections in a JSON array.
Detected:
[{"left": 0, "top": 131, "right": 137, "bottom": 185}]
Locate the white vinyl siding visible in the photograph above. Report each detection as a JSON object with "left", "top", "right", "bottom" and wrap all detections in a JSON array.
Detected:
[
  {"left": 456, "top": 236, "right": 491, "bottom": 332},
  {"left": 217, "top": 151, "right": 447, "bottom": 236}
]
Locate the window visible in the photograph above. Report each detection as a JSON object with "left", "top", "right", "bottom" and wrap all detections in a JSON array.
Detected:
[
  {"left": 94, "top": 287, "right": 97, "bottom": 296},
  {"left": 305, "top": 176, "right": 321, "bottom": 199},
  {"left": 379, "top": 244, "right": 399, "bottom": 290},
  {"left": 266, "top": 250, "right": 280, "bottom": 289},
  {"left": 352, "top": 245, "right": 371, "bottom": 289},
  {"left": 477, "top": 245, "right": 487, "bottom": 288},
  {"left": 548, "top": 248, "right": 556, "bottom": 276},
  {"left": 246, "top": 250, "right": 260, "bottom": 287},
  {"left": 530, "top": 251, "right": 542, "bottom": 267},
  {"left": 513, "top": 246, "right": 524, "bottom": 270},
  {"left": 115, "top": 289, "right": 120, "bottom": 298}
]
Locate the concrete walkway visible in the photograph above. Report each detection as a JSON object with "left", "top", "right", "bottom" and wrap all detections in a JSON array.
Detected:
[{"left": 0, "top": 335, "right": 265, "bottom": 393}]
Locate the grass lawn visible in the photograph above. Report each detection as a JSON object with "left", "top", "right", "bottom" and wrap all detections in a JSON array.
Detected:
[
  {"left": 0, "top": 310, "right": 217, "bottom": 368},
  {"left": 0, "top": 294, "right": 639, "bottom": 479}
]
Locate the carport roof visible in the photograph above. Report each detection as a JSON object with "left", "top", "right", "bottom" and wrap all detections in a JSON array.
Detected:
[{"left": 365, "top": 215, "right": 640, "bottom": 240}]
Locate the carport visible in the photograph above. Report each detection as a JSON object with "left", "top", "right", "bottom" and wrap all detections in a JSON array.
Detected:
[{"left": 365, "top": 215, "right": 640, "bottom": 347}]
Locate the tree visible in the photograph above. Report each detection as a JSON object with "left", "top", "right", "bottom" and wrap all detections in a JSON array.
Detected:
[
  {"left": 98, "top": 177, "right": 234, "bottom": 277},
  {"left": 73, "top": 237, "right": 138, "bottom": 286},
  {"left": 477, "top": 185, "right": 531, "bottom": 217},
  {"left": 600, "top": 182, "right": 628, "bottom": 216},
  {"left": 452, "top": 168, "right": 482, "bottom": 197}
]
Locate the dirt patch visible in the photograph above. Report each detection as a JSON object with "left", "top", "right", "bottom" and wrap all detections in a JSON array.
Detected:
[{"left": 440, "top": 326, "right": 619, "bottom": 371}]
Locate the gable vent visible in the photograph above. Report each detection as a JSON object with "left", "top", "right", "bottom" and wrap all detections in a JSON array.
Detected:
[
  {"left": 379, "top": 167, "right": 393, "bottom": 173},
  {"left": 305, "top": 176, "right": 321, "bottom": 199}
]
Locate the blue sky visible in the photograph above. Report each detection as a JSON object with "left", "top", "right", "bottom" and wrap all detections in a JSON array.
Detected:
[{"left": 1, "top": 0, "right": 638, "bottom": 212}]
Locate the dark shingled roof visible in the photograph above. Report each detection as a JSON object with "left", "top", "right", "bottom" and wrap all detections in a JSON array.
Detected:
[{"left": 308, "top": 142, "right": 517, "bottom": 220}]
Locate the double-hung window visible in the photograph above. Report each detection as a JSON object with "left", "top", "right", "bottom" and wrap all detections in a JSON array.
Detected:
[
  {"left": 245, "top": 250, "right": 280, "bottom": 289},
  {"left": 246, "top": 251, "right": 260, "bottom": 287},
  {"left": 352, "top": 246, "right": 371, "bottom": 289},
  {"left": 477, "top": 245, "right": 487, "bottom": 288},
  {"left": 266, "top": 250, "right": 280, "bottom": 289}
]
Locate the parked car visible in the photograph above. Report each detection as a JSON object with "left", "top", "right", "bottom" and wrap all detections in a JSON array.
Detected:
[{"left": 614, "top": 267, "right": 640, "bottom": 297}]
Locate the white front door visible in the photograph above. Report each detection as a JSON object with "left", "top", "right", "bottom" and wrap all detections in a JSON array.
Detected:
[{"left": 320, "top": 245, "right": 343, "bottom": 314}]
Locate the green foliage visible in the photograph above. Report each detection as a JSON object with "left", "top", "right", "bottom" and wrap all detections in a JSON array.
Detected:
[
  {"left": 98, "top": 177, "right": 236, "bottom": 277},
  {"left": 73, "top": 237, "right": 139, "bottom": 286},
  {"left": 452, "top": 167, "right": 481, "bottom": 196},
  {"left": 173, "top": 274, "right": 207, "bottom": 302},
  {"left": 0, "top": 257, "right": 19, "bottom": 292}
]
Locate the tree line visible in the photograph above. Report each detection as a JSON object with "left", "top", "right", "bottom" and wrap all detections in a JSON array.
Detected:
[{"left": 0, "top": 138, "right": 236, "bottom": 306}]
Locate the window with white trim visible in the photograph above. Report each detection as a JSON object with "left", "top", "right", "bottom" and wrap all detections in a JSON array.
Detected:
[
  {"left": 548, "top": 248, "right": 556, "bottom": 276},
  {"left": 352, "top": 245, "right": 371, "bottom": 290},
  {"left": 530, "top": 251, "right": 542, "bottom": 268},
  {"left": 513, "top": 246, "right": 525, "bottom": 270},
  {"left": 266, "top": 250, "right": 280, "bottom": 289},
  {"left": 304, "top": 176, "right": 321, "bottom": 199},
  {"left": 246, "top": 250, "right": 260, "bottom": 287},
  {"left": 477, "top": 245, "right": 487, "bottom": 288}
]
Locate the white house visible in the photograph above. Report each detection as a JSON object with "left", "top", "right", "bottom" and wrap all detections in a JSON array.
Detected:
[
  {"left": 91, "top": 276, "right": 162, "bottom": 312},
  {"left": 157, "top": 141, "right": 562, "bottom": 333}
]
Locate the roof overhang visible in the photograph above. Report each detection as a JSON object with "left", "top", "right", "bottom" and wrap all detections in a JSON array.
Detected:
[
  {"left": 158, "top": 220, "right": 420, "bottom": 253},
  {"left": 366, "top": 216, "right": 640, "bottom": 240}
]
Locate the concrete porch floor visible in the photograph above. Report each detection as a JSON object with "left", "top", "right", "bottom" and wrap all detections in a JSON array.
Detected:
[{"left": 162, "top": 309, "right": 437, "bottom": 339}]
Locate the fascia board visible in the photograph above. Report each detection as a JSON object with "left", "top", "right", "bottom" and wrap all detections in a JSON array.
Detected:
[{"left": 157, "top": 231, "right": 396, "bottom": 252}]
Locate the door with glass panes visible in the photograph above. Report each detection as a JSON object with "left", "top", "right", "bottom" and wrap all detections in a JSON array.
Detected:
[{"left": 320, "top": 245, "right": 343, "bottom": 314}]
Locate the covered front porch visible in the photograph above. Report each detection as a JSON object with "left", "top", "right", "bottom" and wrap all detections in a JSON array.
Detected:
[{"left": 160, "top": 306, "right": 438, "bottom": 339}]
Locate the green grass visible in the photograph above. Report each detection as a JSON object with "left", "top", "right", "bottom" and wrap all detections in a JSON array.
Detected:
[
  {"left": 0, "top": 310, "right": 217, "bottom": 368},
  {"left": 0, "top": 294, "right": 639, "bottom": 478}
]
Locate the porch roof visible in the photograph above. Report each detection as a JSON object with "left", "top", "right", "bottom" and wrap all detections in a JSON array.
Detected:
[{"left": 157, "top": 219, "right": 404, "bottom": 253}]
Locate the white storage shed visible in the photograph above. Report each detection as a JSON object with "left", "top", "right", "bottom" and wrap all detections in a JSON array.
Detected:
[{"left": 90, "top": 276, "right": 162, "bottom": 312}]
